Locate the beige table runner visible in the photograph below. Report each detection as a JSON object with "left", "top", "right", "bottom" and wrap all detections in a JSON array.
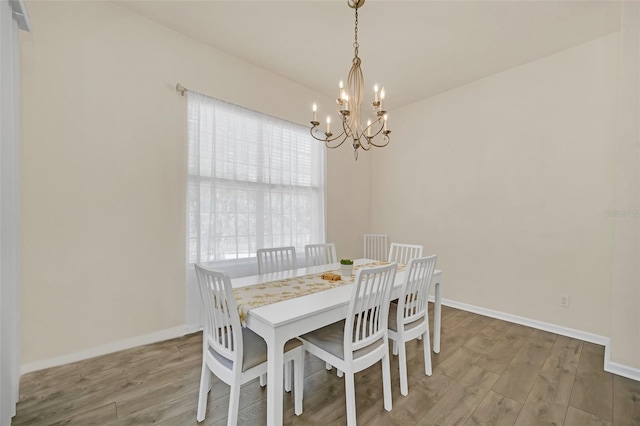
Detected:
[{"left": 233, "top": 261, "right": 406, "bottom": 325}]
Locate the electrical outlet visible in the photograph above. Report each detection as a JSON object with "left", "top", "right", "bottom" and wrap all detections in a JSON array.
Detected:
[{"left": 559, "top": 294, "right": 570, "bottom": 308}]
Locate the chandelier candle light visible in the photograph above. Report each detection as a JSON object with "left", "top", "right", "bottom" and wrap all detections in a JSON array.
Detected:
[{"left": 310, "top": 0, "right": 390, "bottom": 160}]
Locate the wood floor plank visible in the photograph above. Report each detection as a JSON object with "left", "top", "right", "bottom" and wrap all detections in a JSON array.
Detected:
[
  {"left": 565, "top": 406, "right": 613, "bottom": 426},
  {"left": 441, "top": 310, "right": 478, "bottom": 330},
  {"left": 156, "top": 409, "right": 201, "bottom": 426},
  {"left": 514, "top": 396, "right": 568, "bottom": 426},
  {"left": 583, "top": 342, "right": 607, "bottom": 355},
  {"left": 570, "top": 370, "right": 614, "bottom": 421},
  {"left": 437, "top": 346, "right": 482, "bottom": 380},
  {"left": 356, "top": 370, "right": 457, "bottom": 426},
  {"left": 13, "top": 371, "right": 130, "bottom": 426},
  {"left": 475, "top": 323, "right": 533, "bottom": 375},
  {"left": 431, "top": 314, "right": 497, "bottom": 370},
  {"left": 569, "top": 344, "right": 614, "bottom": 421},
  {"left": 18, "top": 363, "right": 84, "bottom": 402},
  {"left": 549, "top": 336, "right": 583, "bottom": 367},
  {"left": 16, "top": 369, "right": 128, "bottom": 412},
  {"left": 532, "top": 350, "right": 580, "bottom": 406},
  {"left": 115, "top": 371, "right": 201, "bottom": 419},
  {"left": 117, "top": 390, "right": 199, "bottom": 426},
  {"left": 236, "top": 397, "right": 271, "bottom": 425},
  {"left": 528, "top": 329, "right": 558, "bottom": 346},
  {"left": 294, "top": 367, "right": 386, "bottom": 425},
  {"left": 340, "top": 367, "right": 392, "bottom": 425},
  {"left": 613, "top": 375, "right": 640, "bottom": 426},
  {"left": 492, "top": 337, "right": 555, "bottom": 403},
  {"left": 465, "top": 332, "right": 500, "bottom": 354},
  {"left": 48, "top": 402, "right": 118, "bottom": 426},
  {"left": 472, "top": 315, "right": 509, "bottom": 333},
  {"left": 418, "top": 366, "right": 500, "bottom": 425},
  {"left": 124, "top": 345, "right": 200, "bottom": 382},
  {"left": 465, "top": 390, "right": 522, "bottom": 426},
  {"left": 492, "top": 361, "right": 540, "bottom": 405},
  {"left": 515, "top": 341, "right": 580, "bottom": 426}
]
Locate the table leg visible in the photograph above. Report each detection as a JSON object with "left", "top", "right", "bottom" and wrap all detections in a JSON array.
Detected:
[
  {"left": 434, "top": 281, "right": 441, "bottom": 354},
  {"left": 266, "top": 334, "right": 285, "bottom": 426}
]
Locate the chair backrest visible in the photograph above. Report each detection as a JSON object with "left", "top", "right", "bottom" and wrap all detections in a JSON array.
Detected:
[
  {"left": 305, "top": 243, "right": 337, "bottom": 267},
  {"left": 364, "top": 234, "right": 388, "bottom": 261},
  {"left": 194, "top": 264, "right": 242, "bottom": 365},
  {"left": 256, "top": 246, "right": 297, "bottom": 274},
  {"left": 345, "top": 263, "right": 397, "bottom": 357},
  {"left": 388, "top": 243, "right": 424, "bottom": 265},
  {"left": 397, "top": 256, "right": 437, "bottom": 328}
]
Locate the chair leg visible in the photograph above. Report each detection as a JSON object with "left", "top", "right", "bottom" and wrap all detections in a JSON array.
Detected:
[
  {"left": 196, "top": 362, "right": 211, "bottom": 422},
  {"left": 381, "top": 351, "right": 393, "bottom": 412},
  {"left": 337, "top": 369, "right": 344, "bottom": 378},
  {"left": 284, "top": 360, "right": 292, "bottom": 392},
  {"left": 398, "top": 341, "right": 409, "bottom": 396},
  {"left": 423, "top": 330, "right": 433, "bottom": 376},
  {"left": 227, "top": 378, "right": 242, "bottom": 426},
  {"left": 326, "top": 362, "right": 332, "bottom": 371},
  {"left": 260, "top": 373, "right": 266, "bottom": 387},
  {"left": 392, "top": 339, "right": 398, "bottom": 356},
  {"left": 294, "top": 349, "right": 304, "bottom": 416},
  {"left": 345, "top": 372, "right": 357, "bottom": 426}
]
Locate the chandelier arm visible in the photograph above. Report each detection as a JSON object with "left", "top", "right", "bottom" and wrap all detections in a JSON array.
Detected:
[
  {"left": 309, "top": 131, "right": 349, "bottom": 150},
  {"left": 324, "top": 133, "right": 350, "bottom": 149},
  {"left": 359, "top": 116, "right": 384, "bottom": 148},
  {"left": 309, "top": 118, "right": 352, "bottom": 149},
  {"left": 367, "top": 133, "right": 390, "bottom": 148},
  {"left": 362, "top": 116, "right": 384, "bottom": 136},
  {"left": 342, "top": 114, "right": 357, "bottom": 140},
  {"left": 358, "top": 139, "right": 372, "bottom": 151},
  {"left": 309, "top": 125, "right": 348, "bottom": 146}
]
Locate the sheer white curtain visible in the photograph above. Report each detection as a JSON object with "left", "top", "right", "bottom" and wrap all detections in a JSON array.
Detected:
[
  {"left": 187, "top": 92, "right": 326, "bottom": 266},
  {"left": 1, "top": 1, "right": 28, "bottom": 423},
  {"left": 185, "top": 91, "right": 326, "bottom": 325}
]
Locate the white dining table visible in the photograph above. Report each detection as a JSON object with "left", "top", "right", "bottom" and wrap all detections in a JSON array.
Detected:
[{"left": 231, "top": 259, "right": 443, "bottom": 426}]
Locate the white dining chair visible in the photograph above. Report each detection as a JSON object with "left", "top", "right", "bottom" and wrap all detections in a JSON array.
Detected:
[
  {"left": 299, "top": 263, "right": 397, "bottom": 425},
  {"left": 305, "top": 242, "right": 341, "bottom": 373},
  {"left": 194, "top": 264, "right": 304, "bottom": 425},
  {"left": 364, "top": 234, "right": 388, "bottom": 261},
  {"left": 304, "top": 242, "right": 341, "bottom": 373},
  {"left": 257, "top": 246, "right": 297, "bottom": 274},
  {"left": 388, "top": 243, "right": 424, "bottom": 265},
  {"left": 305, "top": 243, "right": 337, "bottom": 267},
  {"left": 256, "top": 246, "right": 298, "bottom": 388},
  {"left": 387, "top": 256, "right": 437, "bottom": 396}
]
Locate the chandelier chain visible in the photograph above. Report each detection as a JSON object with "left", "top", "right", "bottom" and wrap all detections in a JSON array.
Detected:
[{"left": 353, "top": 8, "right": 359, "bottom": 59}]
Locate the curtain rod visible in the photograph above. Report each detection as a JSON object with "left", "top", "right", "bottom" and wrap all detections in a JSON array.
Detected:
[{"left": 176, "top": 83, "right": 187, "bottom": 96}]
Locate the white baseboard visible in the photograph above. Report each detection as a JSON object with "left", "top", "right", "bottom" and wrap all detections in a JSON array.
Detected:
[
  {"left": 435, "top": 297, "right": 609, "bottom": 345},
  {"left": 604, "top": 350, "right": 640, "bottom": 381},
  {"left": 20, "top": 324, "right": 201, "bottom": 375},
  {"left": 432, "top": 296, "right": 639, "bottom": 382}
]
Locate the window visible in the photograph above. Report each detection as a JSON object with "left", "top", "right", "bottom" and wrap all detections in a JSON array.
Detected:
[{"left": 187, "top": 92, "right": 326, "bottom": 266}]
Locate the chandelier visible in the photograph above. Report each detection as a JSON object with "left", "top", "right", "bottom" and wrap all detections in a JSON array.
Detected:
[{"left": 310, "top": 0, "right": 390, "bottom": 160}]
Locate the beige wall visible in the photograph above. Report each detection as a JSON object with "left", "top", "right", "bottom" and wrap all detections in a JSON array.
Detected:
[
  {"left": 610, "top": 2, "right": 640, "bottom": 370},
  {"left": 327, "top": 148, "right": 371, "bottom": 260},
  {"left": 371, "top": 34, "right": 619, "bottom": 338},
  {"left": 19, "top": 1, "right": 370, "bottom": 364}
]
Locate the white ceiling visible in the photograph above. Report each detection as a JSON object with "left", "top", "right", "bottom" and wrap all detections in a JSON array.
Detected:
[{"left": 113, "top": 0, "right": 622, "bottom": 110}]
